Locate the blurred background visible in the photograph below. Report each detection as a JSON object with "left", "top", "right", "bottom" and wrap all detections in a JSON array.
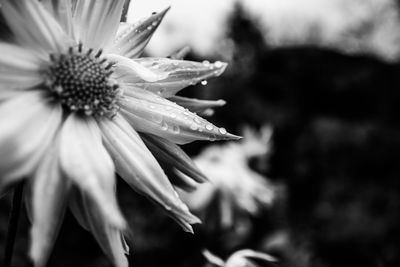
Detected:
[{"left": 1, "top": 0, "right": 400, "bottom": 266}]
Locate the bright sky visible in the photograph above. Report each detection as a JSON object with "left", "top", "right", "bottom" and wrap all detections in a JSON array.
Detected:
[{"left": 128, "top": 0, "right": 400, "bottom": 61}]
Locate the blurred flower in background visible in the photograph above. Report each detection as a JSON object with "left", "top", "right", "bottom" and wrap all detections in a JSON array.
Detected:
[
  {"left": 203, "top": 249, "right": 277, "bottom": 267},
  {"left": 179, "top": 126, "right": 275, "bottom": 246},
  {"left": 0, "top": 0, "right": 238, "bottom": 266}
]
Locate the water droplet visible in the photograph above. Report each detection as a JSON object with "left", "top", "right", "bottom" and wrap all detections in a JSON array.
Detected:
[
  {"left": 201, "top": 80, "right": 208, "bottom": 86},
  {"left": 190, "top": 123, "right": 198, "bottom": 130},
  {"left": 147, "top": 26, "right": 152, "bottom": 30},
  {"left": 202, "top": 60, "right": 210, "bottom": 67},
  {"left": 219, "top": 127, "right": 227, "bottom": 135},
  {"left": 214, "top": 61, "right": 223, "bottom": 68},
  {"left": 165, "top": 205, "right": 171, "bottom": 211},
  {"left": 152, "top": 21, "right": 158, "bottom": 26},
  {"left": 205, "top": 123, "right": 214, "bottom": 131},
  {"left": 151, "top": 114, "right": 163, "bottom": 123},
  {"left": 172, "top": 125, "right": 180, "bottom": 134},
  {"left": 161, "top": 122, "right": 168, "bottom": 131},
  {"left": 170, "top": 113, "right": 177, "bottom": 118},
  {"left": 194, "top": 117, "right": 202, "bottom": 124},
  {"left": 208, "top": 134, "right": 216, "bottom": 141},
  {"left": 157, "top": 88, "right": 165, "bottom": 95}
]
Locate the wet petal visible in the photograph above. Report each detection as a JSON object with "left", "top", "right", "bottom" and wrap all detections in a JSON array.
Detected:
[
  {"left": 59, "top": 114, "right": 125, "bottom": 228},
  {"left": 69, "top": 189, "right": 129, "bottom": 267},
  {"left": 98, "top": 114, "right": 200, "bottom": 232},
  {"left": 30, "top": 143, "right": 70, "bottom": 267},
  {"left": 108, "top": 54, "right": 168, "bottom": 83},
  {"left": 141, "top": 133, "right": 208, "bottom": 184},
  {"left": 168, "top": 96, "right": 226, "bottom": 115},
  {"left": 41, "top": 0, "right": 74, "bottom": 36},
  {"left": 110, "top": 7, "right": 170, "bottom": 58},
  {"left": 131, "top": 58, "right": 228, "bottom": 97},
  {"left": 119, "top": 86, "right": 241, "bottom": 144},
  {"left": 1, "top": 0, "right": 71, "bottom": 53},
  {"left": 73, "top": 0, "right": 124, "bottom": 50},
  {"left": 0, "top": 42, "right": 43, "bottom": 91},
  {"left": 0, "top": 91, "right": 62, "bottom": 192}
]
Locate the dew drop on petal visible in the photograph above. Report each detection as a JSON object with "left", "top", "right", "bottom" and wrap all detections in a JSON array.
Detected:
[
  {"left": 208, "top": 134, "right": 216, "bottom": 141},
  {"left": 170, "top": 113, "right": 177, "bottom": 118},
  {"left": 194, "top": 117, "right": 202, "bottom": 124},
  {"left": 161, "top": 122, "right": 168, "bottom": 131},
  {"left": 202, "top": 60, "right": 210, "bottom": 67},
  {"left": 151, "top": 114, "right": 163, "bottom": 123},
  {"left": 215, "top": 61, "right": 223, "bottom": 68},
  {"left": 201, "top": 80, "right": 208, "bottom": 86},
  {"left": 172, "top": 125, "right": 180, "bottom": 134},
  {"left": 219, "top": 127, "right": 227, "bottom": 135},
  {"left": 205, "top": 123, "right": 213, "bottom": 131},
  {"left": 190, "top": 123, "right": 198, "bottom": 130}
]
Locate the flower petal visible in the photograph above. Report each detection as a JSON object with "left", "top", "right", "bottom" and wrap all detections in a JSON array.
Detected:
[
  {"left": 119, "top": 86, "right": 241, "bottom": 144},
  {"left": 59, "top": 114, "right": 125, "bottom": 229},
  {"left": 98, "top": 114, "right": 200, "bottom": 232},
  {"left": 0, "top": 91, "right": 62, "bottom": 193},
  {"left": 30, "top": 142, "right": 70, "bottom": 267},
  {"left": 168, "top": 96, "right": 226, "bottom": 116},
  {"left": 108, "top": 54, "right": 168, "bottom": 83},
  {"left": 1, "top": 0, "right": 71, "bottom": 53},
  {"left": 0, "top": 42, "right": 43, "bottom": 92},
  {"left": 73, "top": 0, "right": 124, "bottom": 50},
  {"left": 110, "top": 7, "right": 170, "bottom": 58},
  {"left": 41, "top": 0, "right": 74, "bottom": 36},
  {"left": 141, "top": 133, "right": 208, "bottom": 183},
  {"left": 130, "top": 58, "right": 228, "bottom": 97},
  {"left": 69, "top": 189, "right": 129, "bottom": 267}
]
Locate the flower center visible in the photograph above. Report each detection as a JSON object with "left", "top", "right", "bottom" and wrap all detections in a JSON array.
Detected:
[{"left": 46, "top": 45, "right": 120, "bottom": 117}]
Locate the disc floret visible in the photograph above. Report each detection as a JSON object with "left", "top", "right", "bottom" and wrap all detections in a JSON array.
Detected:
[{"left": 45, "top": 44, "right": 121, "bottom": 117}]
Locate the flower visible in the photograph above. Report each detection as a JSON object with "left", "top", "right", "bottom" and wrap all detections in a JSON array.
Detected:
[
  {"left": 179, "top": 126, "right": 275, "bottom": 229},
  {"left": 203, "top": 249, "right": 277, "bottom": 267},
  {"left": 0, "top": 0, "right": 239, "bottom": 266}
]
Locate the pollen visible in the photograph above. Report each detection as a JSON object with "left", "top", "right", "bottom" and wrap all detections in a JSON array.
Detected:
[{"left": 46, "top": 44, "right": 120, "bottom": 117}]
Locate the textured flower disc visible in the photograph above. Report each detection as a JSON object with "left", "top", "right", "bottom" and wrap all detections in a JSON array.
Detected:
[{"left": 46, "top": 45, "right": 120, "bottom": 117}]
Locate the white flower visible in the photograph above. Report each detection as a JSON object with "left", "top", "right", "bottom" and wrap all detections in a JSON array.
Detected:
[
  {"left": 0, "top": 0, "right": 239, "bottom": 266},
  {"left": 203, "top": 249, "right": 277, "bottom": 267}
]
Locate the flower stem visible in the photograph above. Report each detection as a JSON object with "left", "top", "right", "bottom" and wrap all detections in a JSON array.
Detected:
[{"left": 4, "top": 183, "right": 24, "bottom": 267}]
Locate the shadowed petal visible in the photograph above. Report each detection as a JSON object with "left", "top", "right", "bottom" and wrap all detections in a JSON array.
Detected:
[
  {"left": 110, "top": 7, "right": 170, "bottom": 58},
  {"left": 0, "top": 42, "right": 43, "bottom": 91},
  {"left": 168, "top": 96, "right": 226, "bottom": 115},
  {"left": 1, "top": 0, "right": 71, "bottom": 53},
  {"left": 98, "top": 114, "right": 200, "bottom": 232},
  {"left": 108, "top": 54, "right": 168, "bottom": 83},
  {"left": 130, "top": 58, "right": 228, "bottom": 97},
  {"left": 73, "top": 0, "right": 124, "bottom": 50},
  {"left": 30, "top": 142, "right": 70, "bottom": 267},
  {"left": 59, "top": 114, "right": 125, "bottom": 229},
  {"left": 69, "top": 189, "right": 129, "bottom": 267},
  {"left": 141, "top": 133, "right": 208, "bottom": 184},
  {"left": 119, "top": 86, "right": 241, "bottom": 144},
  {"left": 0, "top": 91, "right": 62, "bottom": 194},
  {"left": 41, "top": 0, "right": 74, "bottom": 36}
]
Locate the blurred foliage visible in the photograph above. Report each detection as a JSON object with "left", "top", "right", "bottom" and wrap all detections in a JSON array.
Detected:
[{"left": 1, "top": 2, "right": 400, "bottom": 267}]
